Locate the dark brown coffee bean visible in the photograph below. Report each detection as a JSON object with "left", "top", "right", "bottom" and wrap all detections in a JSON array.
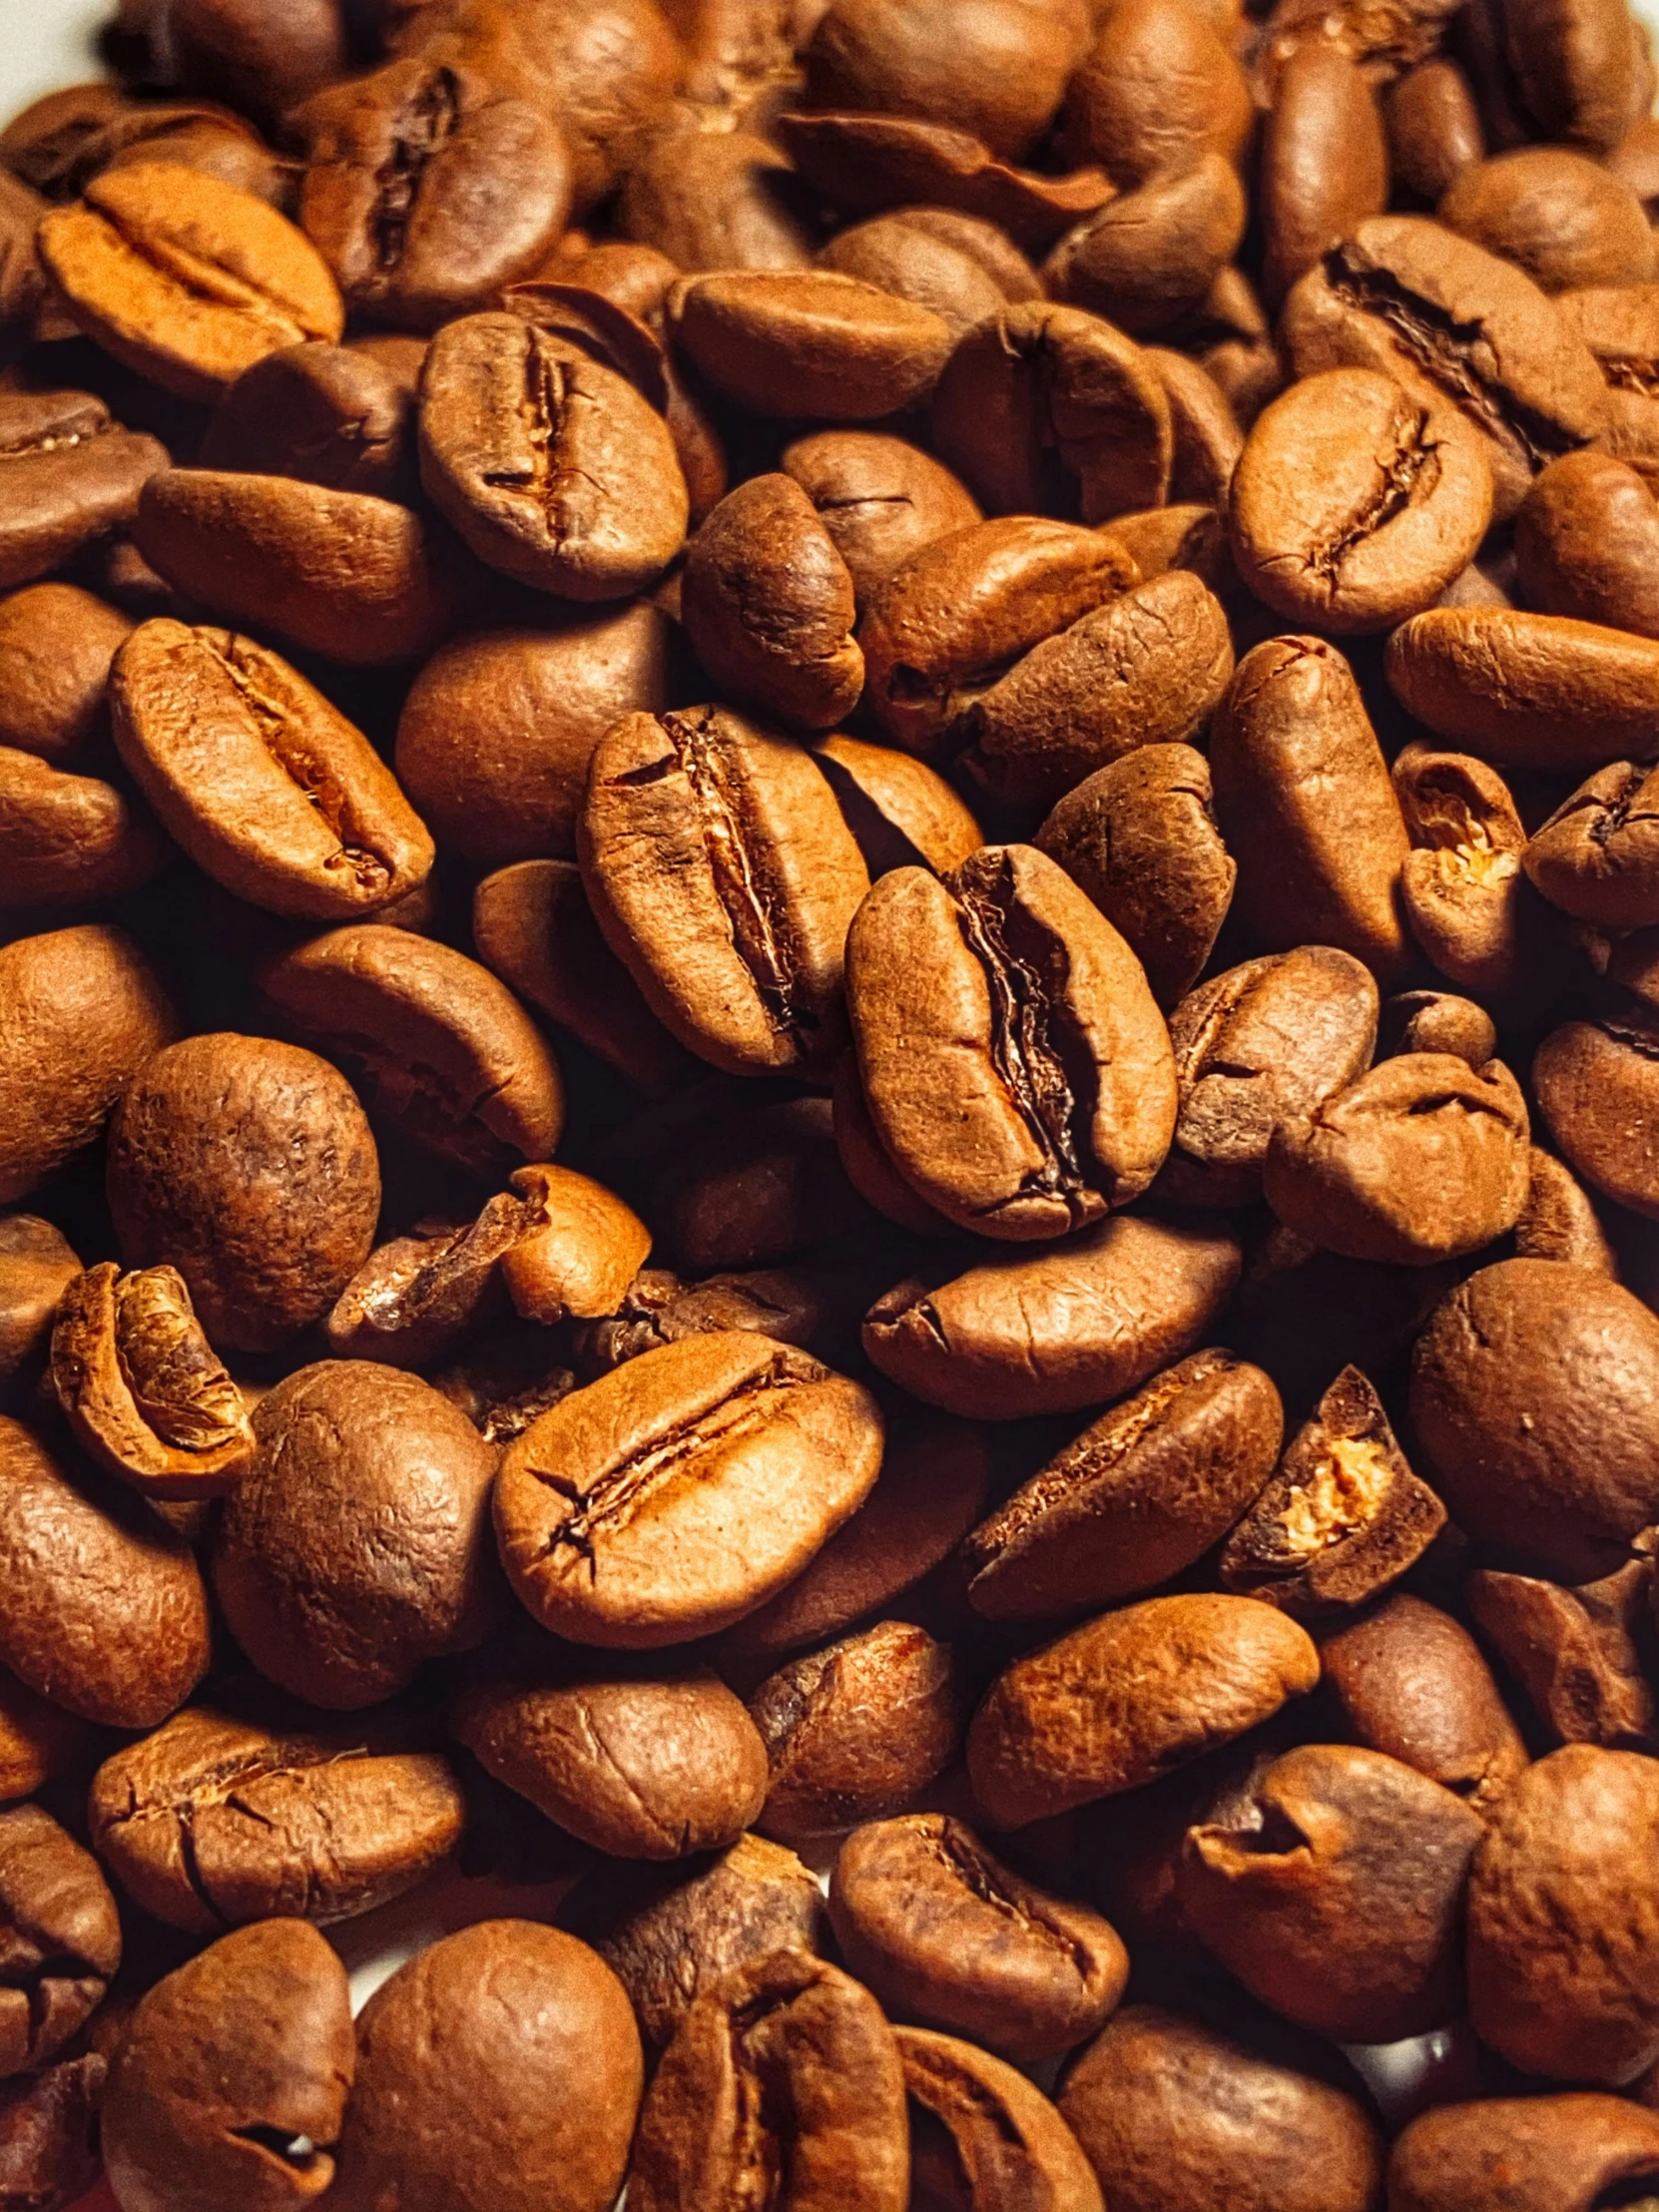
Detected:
[
  {"left": 111, "top": 619, "right": 434, "bottom": 919},
  {"left": 418, "top": 314, "right": 688, "bottom": 598},
  {"left": 0, "top": 583, "right": 132, "bottom": 766},
  {"left": 898, "top": 2026, "right": 1106, "bottom": 2212},
  {"left": 1392, "top": 741, "right": 1533, "bottom": 994},
  {"left": 107, "top": 1031, "right": 379, "bottom": 1352},
  {"left": 865, "top": 1213, "right": 1242, "bottom": 1419},
  {"left": 1467, "top": 1743, "right": 1659, "bottom": 2082},
  {"left": 1035, "top": 744, "right": 1235, "bottom": 1009},
  {"left": 967, "top": 1592, "right": 1319, "bottom": 1827},
  {"left": 1385, "top": 57, "right": 1485, "bottom": 200},
  {"left": 294, "top": 59, "right": 573, "bottom": 330},
  {"left": 1283, "top": 216, "right": 1608, "bottom": 520},
  {"left": 0, "top": 1804, "right": 119, "bottom": 2080},
  {"left": 1231, "top": 370, "right": 1492, "bottom": 632},
  {"left": 671, "top": 267, "right": 957, "bottom": 418},
  {"left": 0, "top": 1415, "right": 210, "bottom": 1727},
  {"left": 471, "top": 857, "right": 692, "bottom": 1089},
  {"left": 628, "top": 1946, "right": 909, "bottom": 2212},
  {"left": 1211, "top": 636, "right": 1413, "bottom": 984},
  {"left": 749, "top": 1618, "right": 961, "bottom": 1842},
  {"left": 103, "top": 1920, "right": 354, "bottom": 2212},
  {"left": 0, "top": 922, "right": 176, "bottom": 1205},
  {"left": 1262, "top": 1051, "right": 1531, "bottom": 1266},
  {"left": 0, "top": 390, "right": 167, "bottom": 593},
  {"left": 846, "top": 842, "right": 1177, "bottom": 1240},
  {"left": 957, "top": 569, "right": 1234, "bottom": 809},
  {"left": 1410, "top": 1258, "right": 1659, "bottom": 1577},
  {"left": 1045, "top": 155, "right": 1248, "bottom": 337},
  {"left": 653, "top": 1093, "right": 866, "bottom": 1274},
  {"left": 1322, "top": 1590, "right": 1530, "bottom": 1811},
  {"left": 38, "top": 162, "right": 343, "bottom": 402},
  {"left": 1469, "top": 1557, "right": 1658, "bottom": 1751},
  {"left": 0, "top": 1216, "right": 78, "bottom": 1386},
  {"left": 964, "top": 1350, "right": 1282, "bottom": 1621},
  {"left": 323, "top": 1199, "right": 520, "bottom": 1371},
  {"left": 1386, "top": 605, "right": 1659, "bottom": 769},
  {"left": 580, "top": 706, "right": 870, "bottom": 1079},
  {"left": 452, "top": 1667, "right": 768, "bottom": 1857},
  {"left": 495, "top": 1331, "right": 884, "bottom": 1647},
  {"left": 0, "top": 742, "right": 166, "bottom": 908},
  {"left": 1523, "top": 759, "right": 1659, "bottom": 926},
  {"left": 0, "top": 171, "right": 45, "bottom": 335},
  {"left": 199, "top": 340, "right": 415, "bottom": 499},
  {"left": 134, "top": 467, "right": 469, "bottom": 667},
  {"left": 590, "top": 1829, "right": 830, "bottom": 2050},
  {"left": 260, "top": 923, "right": 564, "bottom": 1175},
  {"left": 214, "top": 1360, "right": 497, "bottom": 1709},
  {"left": 1260, "top": 43, "right": 1388, "bottom": 307},
  {"left": 1059, "top": 2004, "right": 1385, "bottom": 2212},
  {"left": 89, "top": 1701, "right": 465, "bottom": 1931},
  {"left": 829, "top": 1813, "right": 1128, "bottom": 2060},
  {"left": 0, "top": 2053, "right": 104, "bottom": 2212},
  {"left": 1388, "top": 2093, "right": 1659, "bottom": 2212},
  {"left": 50, "top": 1261, "right": 253, "bottom": 1499},
  {"left": 682, "top": 472, "right": 862, "bottom": 728},
  {"left": 780, "top": 429, "right": 981, "bottom": 604},
  {"left": 331, "top": 1920, "right": 642, "bottom": 2212},
  {"left": 1534, "top": 1012, "right": 1659, "bottom": 1219}
]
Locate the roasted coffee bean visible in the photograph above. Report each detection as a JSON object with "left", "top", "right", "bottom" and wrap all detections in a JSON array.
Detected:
[
  {"left": 1283, "top": 216, "right": 1609, "bottom": 521},
  {"left": 324, "top": 1196, "right": 524, "bottom": 1370},
  {"left": 1386, "top": 605, "right": 1659, "bottom": 770},
  {"left": 0, "top": 1803, "right": 120, "bottom": 2079},
  {"left": 620, "top": 121, "right": 818, "bottom": 275},
  {"left": 1385, "top": 58, "right": 1485, "bottom": 202},
  {"left": 0, "top": 922, "right": 176, "bottom": 1206},
  {"left": 0, "top": 583, "right": 132, "bottom": 765},
  {"left": 964, "top": 1350, "right": 1283, "bottom": 1621},
  {"left": 0, "top": 171, "right": 46, "bottom": 335},
  {"left": 0, "top": 742, "right": 166, "bottom": 908},
  {"left": 1388, "top": 2093, "right": 1659, "bottom": 2212},
  {"left": 1159, "top": 947, "right": 1381, "bottom": 1208},
  {"left": 1259, "top": 44, "right": 1388, "bottom": 308},
  {"left": 749, "top": 1618, "right": 961, "bottom": 1841},
  {"left": 1513, "top": 1143, "right": 1619, "bottom": 1270},
  {"left": 51, "top": 1261, "right": 253, "bottom": 1498},
  {"left": 1322, "top": 1590, "right": 1530, "bottom": 1810},
  {"left": 1500, "top": 0, "right": 1644, "bottom": 150},
  {"left": 780, "top": 429, "right": 982, "bottom": 603},
  {"left": 1231, "top": 370, "right": 1492, "bottom": 632},
  {"left": 89, "top": 1701, "right": 465, "bottom": 1931},
  {"left": 0, "top": 390, "right": 168, "bottom": 593},
  {"left": 1467, "top": 1744, "right": 1659, "bottom": 2083},
  {"left": 966, "top": 1592, "right": 1319, "bottom": 1827},
  {"left": 864, "top": 1213, "right": 1243, "bottom": 1418},
  {"left": 331, "top": 1920, "right": 642, "bottom": 2212},
  {"left": 294, "top": 59, "right": 573, "bottom": 330},
  {"left": 1533, "top": 1011, "right": 1659, "bottom": 1219},
  {"left": 0, "top": 1415, "right": 210, "bottom": 1728},
  {"left": 1516, "top": 450, "right": 1659, "bottom": 640},
  {"left": 1045, "top": 156, "right": 1248, "bottom": 338},
  {"left": 260, "top": 924, "right": 564, "bottom": 1176},
  {"left": 1060, "top": 0, "right": 1250, "bottom": 188},
  {"left": 452, "top": 1667, "right": 768, "bottom": 1857},
  {"left": 111, "top": 619, "right": 434, "bottom": 919},
  {"left": 500, "top": 1163, "right": 653, "bottom": 1324},
  {"left": 829, "top": 1814, "right": 1128, "bottom": 2061},
  {"left": 1392, "top": 741, "right": 1534, "bottom": 994},
  {"left": 627, "top": 1946, "right": 909, "bottom": 2212},
  {"left": 658, "top": 1091, "right": 870, "bottom": 1269},
  {"left": 956, "top": 570, "right": 1234, "bottom": 809},
  {"left": 398, "top": 607, "right": 670, "bottom": 866},
  {"left": 724, "top": 1415, "right": 990, "bottom": 1665},
  {"left": 1146, "top": 350, "right": 1242, "bottom": 512},
  {"left": 898, "top": 2027, "right": 1105, "bottom": 2212},
  {"left": 682, "top": 472, "right": 862, "bottom": 728},
  {"left": 1212, "top": 637, "right": 1412, "bottom": 984},
  {"left": 1523, "top": 760, "right": 1659, "bottom": 926},
  {"left": 1381, "top": 989, "right": 1497, "bottom": 1065},
  {"left": 0, "top": 2052, "right": 104, "bottom": 2212},
  {"left": 580, "top": 706, "right": 870, "bottom": 1078},
  {"left": 1059, "top": 2003, "right": 1384, "bottom": 2212},
  {"left": 1180, "top": 1743, "right": 1482, "bottom": 2041},
  {"left": 1443, "top": 148, "right": 1655, "bottom": 294},
  {"left": 102, "top": 1920, "right": 354, "bottom": 2212},
  {"left": 1410, "top": 1258, "right": 1659, "bottom": 1578},
  {"left": 419, "top": 314, "right": 688, "bottom": 599},
  {"left": 930, "top": 302, "right": 1174, "bottom": 525},
  {"left": 811, "top": 734, "right": 983, "bottom": 878},
  {"left": 846, "top": 843, "right": 1177, "bottom": 1240},
  {"left": 588, "top": 1829, "right": 830, "bottom": 2050},
  {"left": 671, "top": 267, "right": 957, "bottom": 419},
  {"left": 107, "top": 1031, "right": 379, "bottom": 1353},
  {"left": 38, "top": 162, "right": 343, "bottom": 402},
  {"left": 0, "top": 1216, "right": 78, "bottom": 1386},
  {"left": 199, "top": 340, "right": 416, "bottom": 499},
  {"left": 819, "top": 209, "right": 1034, "bottom": 338},
  {"left": 1469, "top": 1557, "right": 1659, "bottom": 1751},
  {"left": 214, "top": 1360, "right": 497, "bottom": 1709},
  {"left": 495, "top": 1331, "right": 883, "bottom": 1647}
]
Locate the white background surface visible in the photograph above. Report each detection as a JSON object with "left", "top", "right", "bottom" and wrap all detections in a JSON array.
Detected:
[{"left": 6, "top": 7, "right": 110, "bottom": 121}]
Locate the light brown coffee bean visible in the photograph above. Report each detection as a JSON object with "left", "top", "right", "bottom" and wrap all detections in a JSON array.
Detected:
[
  {"left": 1443, "top": 148, "right": 1656, "bottom": 293},
  {"left": 1387, "top": 2093, "right": 1659, "bottom": 2212},
  {"left": 1513, "top": 1144, "right": 1619, "bottom": 1271},
  {"left": 1044, "top": 155, "right": 1248, "bottom": 337},
  {"left": 38, "top": 161, "right": 343, "bottom": 402},
  {"left": 811, "top": 734, "right": 983, "bottom": 878},
  {"left": 1386, "top": 605, "right": 1659, "bottom": 769},
  {"left": 619, "top": 121, "right": 818, "bottom": 275},
  {"left": 0, "top": 743, "right": 166, "bottom": 909},
  {"left": 1385, "top": 57, "right": 1485, "bottom": 201},
  {"left": 1260, "top": 43, "right": 1388, "bottom": 307},
  {"left": 0, "top": 584, "right": 133, "bottom": 765},
  {"left": 1533, "top": 1011, "right": 1659, "bottom": 1220},
  {"left": 781, "top": 429, "right": 982, "bottom": 603},
  {"left": 1515, "top": 449, "right": 1659, "bottom": 640},
  {"left": 199, "top": 339, "right": 416, "bottom": 499},
  {"left": 1392, "top": 741, "right": 1534, "bottom": 994},
  {"left": 898, "top": 2027, "right": 1107, "bottom": 2212},
  {"left": 0, "top": 1804, "right": 120, "bottom": 2081},
  {"left": 0, "top": 1217, "right": 78, "bottom": 1387},
  {"left": 818, "top": 209, "right": 1032, "bottom": 337},
  {"left": 1523, "top": 759, "right": 1659, "bottom": 926},
  {"left": 671, "top": 267, "right": 956, "bottom": 418},
  {"left": 1060, "top": 0, "right": 1251, "bottom": 187},
  {"left": 1469, "top": 1558, "right": 1658, "bottom": 1752}
]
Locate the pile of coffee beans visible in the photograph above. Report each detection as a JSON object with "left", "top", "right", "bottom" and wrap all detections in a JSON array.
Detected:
[{"left": 6, "top": 0, "right": 1659, "bottom": 2204}]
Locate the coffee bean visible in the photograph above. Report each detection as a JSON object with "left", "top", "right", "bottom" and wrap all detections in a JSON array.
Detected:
[
  {"left": 780, "top": 429, "right": 982, "bottom": 603},
  {"left": 1533, "top": 1011, "right": 1659, "bottom": 1219},
  {"left": 0, "top": 583, "right": 132, "bottom": 765},
  {"left": 495, "top": 1331, "right": 883, "bottom": 1647},
  {"left": 1384, "top": 990, "right": 1497, "bottom": 1069},
  {"left": 89, "top": 1701, "right": 465, "bottom": 1931},
  {"left": 199, "top": 340, "right": 416, "bottom": 499},
  {"left": 1523, "top": 758, "right": 1659, "bottom": 925},
  {"left": 829, "top": 1813, "right": 1128, "bottom": 2060},
  {"left": 1386, "top": 604, "right": 1659, "bottom": 769},
  {"left": 1503, "top": 0, "right": 1642, "bottom": 149},
  {"left": 38, "top": 161, "right": 343, "bottom": 402},
  {"left": 1469, "top": 1557, "right": 1657, "bottom": 1751},
  {"left": 1388, "top": 2093, "right": 1659, "bottom": 2212},
  {"left": 819, "top": 209, "right": 1032, "bottom": 337},
  {"left": 1060, "top": 0, "right": 1251, "bottom": 189},
  {"left": 1513, "top": 1143, "right": 1619, "bottom": 1271},
  {"left": 0, "top": 2055, "right": 105, "bottom": 2212},
  {"left": 0, "top": 390, "right": 167, "bottom": 592},
  {"left": 1516, "top": 449, "right": 1659, "bottom": 639},
  {"left": 1260, "top": 44, "right": 1388, "bottom": 307},
  {"left": 811, "top": 733, "right": 984, "bottom": 877},
  {"left": 898, "top": 2026, "right": 1107, "bottom": 2212},
  {"left": 0, "top": 1804, "right": 120, "bottom": 2079},
  {"left": 1443, "top": 148, "right": 1656, "bottom": 293},
  {"left": 0, "top": 741, "right": 166, "bottom": 908},
  {"left": 671, "top": 268, "right": 957, "bottom": 419},
  {"left": 1045, "top": 155, "right": 1248, "bottom": 337},
  {"left": 0, "top": 1217, "right": 78, "bottom": 1387},
  {"left": 1392, "top": 740, "right": 1534, "bottom": 994}
]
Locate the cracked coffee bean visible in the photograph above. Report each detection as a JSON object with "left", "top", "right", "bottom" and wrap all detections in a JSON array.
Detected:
[{"left": 0, "top": 1803, "right": 120, "bottom": 2079}]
